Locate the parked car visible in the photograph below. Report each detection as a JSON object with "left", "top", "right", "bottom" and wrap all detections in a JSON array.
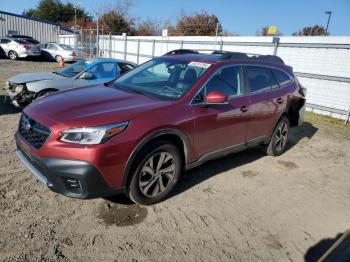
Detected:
[
  {"left": 0, "top": 37, "right": 41, "bottom": 60},
  {"left": 15, "top": 49, "right": 306, "bottom": 205},
  {"left": 6, "top": 34, "right": 40, "bottom": 45},
  {"left": 4, "top": 58, "right": 136, "bottom": 107},
  {"left": 38, "top": 42, "right": 84, "bottom": 62}
]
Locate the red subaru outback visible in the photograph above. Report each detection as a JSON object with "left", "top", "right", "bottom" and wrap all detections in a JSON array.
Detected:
[{"left": 15, "top": 50, "right": 306, "bottom": 205}]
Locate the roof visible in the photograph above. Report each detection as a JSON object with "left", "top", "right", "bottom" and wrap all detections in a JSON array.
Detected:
[
  {"left": 163, "top": 49, "right": 285, "bottom": 66},
  {"left": 89, "top": 58, "right": 137, "bottom": 65},
  {"left": 0, "top": 10, "right": 73, "bottom": 33}
]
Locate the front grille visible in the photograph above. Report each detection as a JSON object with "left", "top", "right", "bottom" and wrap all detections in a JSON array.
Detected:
[{"left": 19, "top": 114, "right": 51, "bottom": 149}]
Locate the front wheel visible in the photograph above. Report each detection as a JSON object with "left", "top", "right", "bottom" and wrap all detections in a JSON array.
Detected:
[
  {"left": 265, "top": 116, "right": 289, "bottom": 156},
  {"left": 127, "top": 141, "right": 182, "bottom": 205}
]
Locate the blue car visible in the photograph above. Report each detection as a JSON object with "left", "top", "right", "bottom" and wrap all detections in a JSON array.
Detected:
[{"left": 4, "top": 58, "right": 137, "bottom": 107}]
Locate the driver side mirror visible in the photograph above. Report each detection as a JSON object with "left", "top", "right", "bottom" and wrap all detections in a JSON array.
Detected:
[
  {"left": 205, "top": 91, "right": 228, "bottom": 105},
  {"left": 80, "top": 72, "right": 93, "bottom": 79}
]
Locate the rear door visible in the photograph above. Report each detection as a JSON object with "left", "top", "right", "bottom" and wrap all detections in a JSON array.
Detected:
[
  {"left": 192, "top": 65, "right": 251, "bottom": 158},
  {"left": 244, "top": 65, "right": 286, "bottom": 141}
]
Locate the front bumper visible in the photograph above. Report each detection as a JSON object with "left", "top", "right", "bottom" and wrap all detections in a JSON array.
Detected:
[{"left": 16, "top": 145, "right": 122, "bottom": 199}]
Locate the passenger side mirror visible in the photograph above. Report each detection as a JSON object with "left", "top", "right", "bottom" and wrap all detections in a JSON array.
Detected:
[
  {"left": 205, "top": 91, "right": 228, "bottom": 105},
  {"left": 80, "top": 72, "right": 93, "bottom": 79}
]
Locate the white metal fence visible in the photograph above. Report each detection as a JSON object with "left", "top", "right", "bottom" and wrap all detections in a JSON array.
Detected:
[{"left": 59, "top": 34, "right": 350, "bottom": 121}]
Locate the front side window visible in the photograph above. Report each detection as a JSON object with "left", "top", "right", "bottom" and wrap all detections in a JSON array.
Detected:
[
  {"left": 206, "top": 65, "right": 243, "bottom": 96},
  {"left": 85, "top": 62, "right": 118, "bottom": 79},
  {"left": 246, "top": 66, "right": 279, "bottom": 94},
  {"left": 271, "top": 68, "right": 293, "bottom": 87},
  {"left": 113, "top": 58, "right": 211, "bottom": 100}
]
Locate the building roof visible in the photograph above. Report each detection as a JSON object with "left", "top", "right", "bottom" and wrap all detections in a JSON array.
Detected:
[{"left": 0, "top": 10, "right": 73, "bottom": 33}]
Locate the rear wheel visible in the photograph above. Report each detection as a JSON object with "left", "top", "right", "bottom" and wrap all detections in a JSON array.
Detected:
[
  {"left": 8, "top": 50, "right": 18, "bottom": 60},
  {"left": 265, "top": 116, "right": 289, "bottom": 156},
  {"left": 127, "top": 141, "right": 182, "bottom": 205}
]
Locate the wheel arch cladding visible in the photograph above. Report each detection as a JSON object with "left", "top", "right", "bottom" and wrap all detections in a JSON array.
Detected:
[{"left": 122, "top": 129, "right": 189, "bottom": 189}]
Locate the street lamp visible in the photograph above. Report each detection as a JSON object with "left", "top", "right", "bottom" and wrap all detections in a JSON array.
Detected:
[{"left": 325, "top": 11, "right": 332, "bottom": 35}]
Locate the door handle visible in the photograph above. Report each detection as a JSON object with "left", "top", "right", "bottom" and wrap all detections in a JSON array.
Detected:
[
  {"left": 240, "top": 106, "right": 248, "bottom": 112},
  {"left": 276, "top": 97, "right": 284, "bottom": 104}
]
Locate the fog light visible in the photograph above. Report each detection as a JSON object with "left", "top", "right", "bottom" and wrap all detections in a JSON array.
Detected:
[{"left": 62, "top": 177, "right": 82, "bottom": 193}]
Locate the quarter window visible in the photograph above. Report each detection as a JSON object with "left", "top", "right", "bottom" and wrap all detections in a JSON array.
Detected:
[
  {"left": 246, "top": 66, "right": 279, "bottom": 94},
  {"left": 271, "top": 68, "right": 293, "bottom": 87}
]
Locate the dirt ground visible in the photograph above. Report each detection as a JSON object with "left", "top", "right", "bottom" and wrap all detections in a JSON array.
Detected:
[{"left": 1, "top": 59, "right": 350, "bottom": 262}]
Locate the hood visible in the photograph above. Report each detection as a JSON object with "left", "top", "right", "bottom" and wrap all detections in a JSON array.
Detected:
[
  {"left": 10, "top": 72, "right": 65, "bottom": 84},
  {"left": 25, "top": 85, "right": 171, "bottom": 129}
]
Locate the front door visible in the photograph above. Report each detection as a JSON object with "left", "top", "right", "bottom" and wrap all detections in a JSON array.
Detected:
[{"left": 192, "top": 65, "right": 251, "bottom": 159}]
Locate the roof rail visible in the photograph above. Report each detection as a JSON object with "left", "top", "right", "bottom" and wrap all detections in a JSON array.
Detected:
[
  {"left": 164, "top": 49, "right": 199, "bottom": 55},
  {"left": 164, "top": 49, "right": 285, "bottom": 65}
]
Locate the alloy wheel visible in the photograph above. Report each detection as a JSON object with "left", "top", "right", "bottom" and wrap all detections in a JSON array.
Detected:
[
  {"left": 139, "top": 152, "right": 176, "bottom": 197},
  {"left": 275, "top": 122, "right": 288, "bottom": 152}
]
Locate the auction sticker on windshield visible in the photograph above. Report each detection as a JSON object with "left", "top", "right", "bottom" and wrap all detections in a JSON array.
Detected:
[{"left": 188, "top": 62, "right": 211, "bottom": 68}]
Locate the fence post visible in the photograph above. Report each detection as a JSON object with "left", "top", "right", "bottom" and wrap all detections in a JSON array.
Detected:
[
  {"left": 109, "top": 33, "right": 112, "bottom": 58},
  {"left": 137, "top": 39, "right": 140, "bottom": 64},
  {"left": 180, "top": 40, "right": 184, "bottom": 49},
  {"left": 273, "top": 37, "right": 280, "bottom": 55},
  {"left": 123, "top": 33, "right": 127, "bottom": 60},
  {"left": 220, "top": 40, "right": 223, "bottom": 51},
  {"left": 152, "top": 39, "right": 155, "bottom": 58},
  {"left": 345, "top": 105, "right": 350, "bottom": 125}
]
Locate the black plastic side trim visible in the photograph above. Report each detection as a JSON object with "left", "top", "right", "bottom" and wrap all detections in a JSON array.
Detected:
[{"left": 122, "top": 129, "right": 190, "bottom": 188}]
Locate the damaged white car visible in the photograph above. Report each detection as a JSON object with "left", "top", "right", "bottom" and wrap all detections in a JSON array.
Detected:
[{"left": 4, "top": 58, "right": 136, "bottom": 108}]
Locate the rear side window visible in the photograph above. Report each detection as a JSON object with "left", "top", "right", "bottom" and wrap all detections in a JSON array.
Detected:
[
  {"left": 271, "top": 68, "right": 293, "bottom": 87},
  {"left": 246, "top": 66, "right": 279, "bottom": 94}
]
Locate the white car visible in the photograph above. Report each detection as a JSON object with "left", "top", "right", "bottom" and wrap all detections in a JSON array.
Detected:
[
  {"left": 38, "top": 42, "right": 84, "bottom": 62},
  {"left": 0, "top": 38, "right": 41, "bottom": 60}
]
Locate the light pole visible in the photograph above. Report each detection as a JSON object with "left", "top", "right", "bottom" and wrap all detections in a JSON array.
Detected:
[{"left": 325, "top": 11, "right": 332, "bottom": 35}]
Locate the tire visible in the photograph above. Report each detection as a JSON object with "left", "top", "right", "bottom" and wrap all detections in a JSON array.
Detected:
[
  {"left": 8, "top": 50, "right": 18, "bottom": 60},
  {"left": 265, "top": 116, "right": 289, "bottom": 156},
  {"left": 127, "top": 141, "right": 182, "bottom": 205},
  {"left": 55, "top": 55, "right": 63, "bottom": 62}
]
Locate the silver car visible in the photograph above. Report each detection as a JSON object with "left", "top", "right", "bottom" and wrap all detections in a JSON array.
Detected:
[
  {"left": 4, "top": 58, "right": 136, "bottom": 107},
  {"left": 0, "top": 38, "right": 41, "bottom": 60},
  {"left": 38, "top": 43, "right": 84, "bottom": 62}
]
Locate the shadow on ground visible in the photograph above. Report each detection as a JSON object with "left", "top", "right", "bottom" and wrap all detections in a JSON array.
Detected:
[
  {"left": 304, "top": 231, "right": 350, "bottom": 262},
  {"left": 170, "top": 122, "right": 318, "bottom": 199},
  {"left": 0, "top": 95, "right": 21, "bottom": 116}
]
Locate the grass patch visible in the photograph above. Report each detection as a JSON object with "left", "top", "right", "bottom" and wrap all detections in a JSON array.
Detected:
[{"left": 305, "top": 111, "right": 350, "bottom": 140}]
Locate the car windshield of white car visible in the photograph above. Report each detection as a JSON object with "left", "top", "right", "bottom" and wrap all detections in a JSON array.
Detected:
[
  {"left": 58, "top": 60, "right": 92, "bottom": 78},
  {"left": 60, "top": 44, "right": 74, "bottom": 51}
]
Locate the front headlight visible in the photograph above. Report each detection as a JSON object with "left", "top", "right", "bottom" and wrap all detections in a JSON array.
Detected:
[
  {"left": 15, "top": 84, "right": 25, "bottom": 93},
  {"left": 60, "top": 122, "right": 129, "bottom": 145}
]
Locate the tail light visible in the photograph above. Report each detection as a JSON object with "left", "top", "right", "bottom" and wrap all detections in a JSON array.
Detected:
[
  {"left": 21, "top": 44, "right": 32, "bottom": 50},
  {"left": 70, "top": 52, "right": 76, "bottom": 57}
]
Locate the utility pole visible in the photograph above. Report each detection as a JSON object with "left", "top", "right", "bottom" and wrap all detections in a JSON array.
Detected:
[
  {"left": 74, "top": 5, "right": 77, "bottom": 32},
  {"left": 325, "top": 11, "right": 332, "bottom": 35},
  {"left": 96, "top": 12, "right": 99, "bottom": 58}
]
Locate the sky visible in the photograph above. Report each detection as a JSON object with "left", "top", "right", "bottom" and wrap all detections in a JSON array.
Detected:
[{"left": 1, "top": 0, "right": 350, "bottom": 35}]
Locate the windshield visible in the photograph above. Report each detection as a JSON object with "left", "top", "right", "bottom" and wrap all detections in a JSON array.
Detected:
[
  {"left": 113, "top": 58, "right": 211, "bottom": 100},
  {"left": 57, "top": 60, "right": 92, "bottom": 78},
  {"left": 60, "top": 44, "right": 74, "bottom": 50}
]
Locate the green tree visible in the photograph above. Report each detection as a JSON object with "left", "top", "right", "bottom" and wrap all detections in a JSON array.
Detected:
[
  {"left": 23, "top": 0, "right": 91, "bottom": 24},
  {"left": 172, "top": 11, "right": 222, "bottom": 36},
  {"left": 100, "top": 10, "right": 134, "bottom": 35},
  {"left": 293, "top": 25, "right": 329, "bottom": 36}
]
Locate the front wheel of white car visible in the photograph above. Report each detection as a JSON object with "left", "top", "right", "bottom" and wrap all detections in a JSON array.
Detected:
[
  {"left": 8, "top": 51, "right": 18, "bottom": 60},
  {"left": 55, "top": 55, "right": 63, "bottom": 63}
]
